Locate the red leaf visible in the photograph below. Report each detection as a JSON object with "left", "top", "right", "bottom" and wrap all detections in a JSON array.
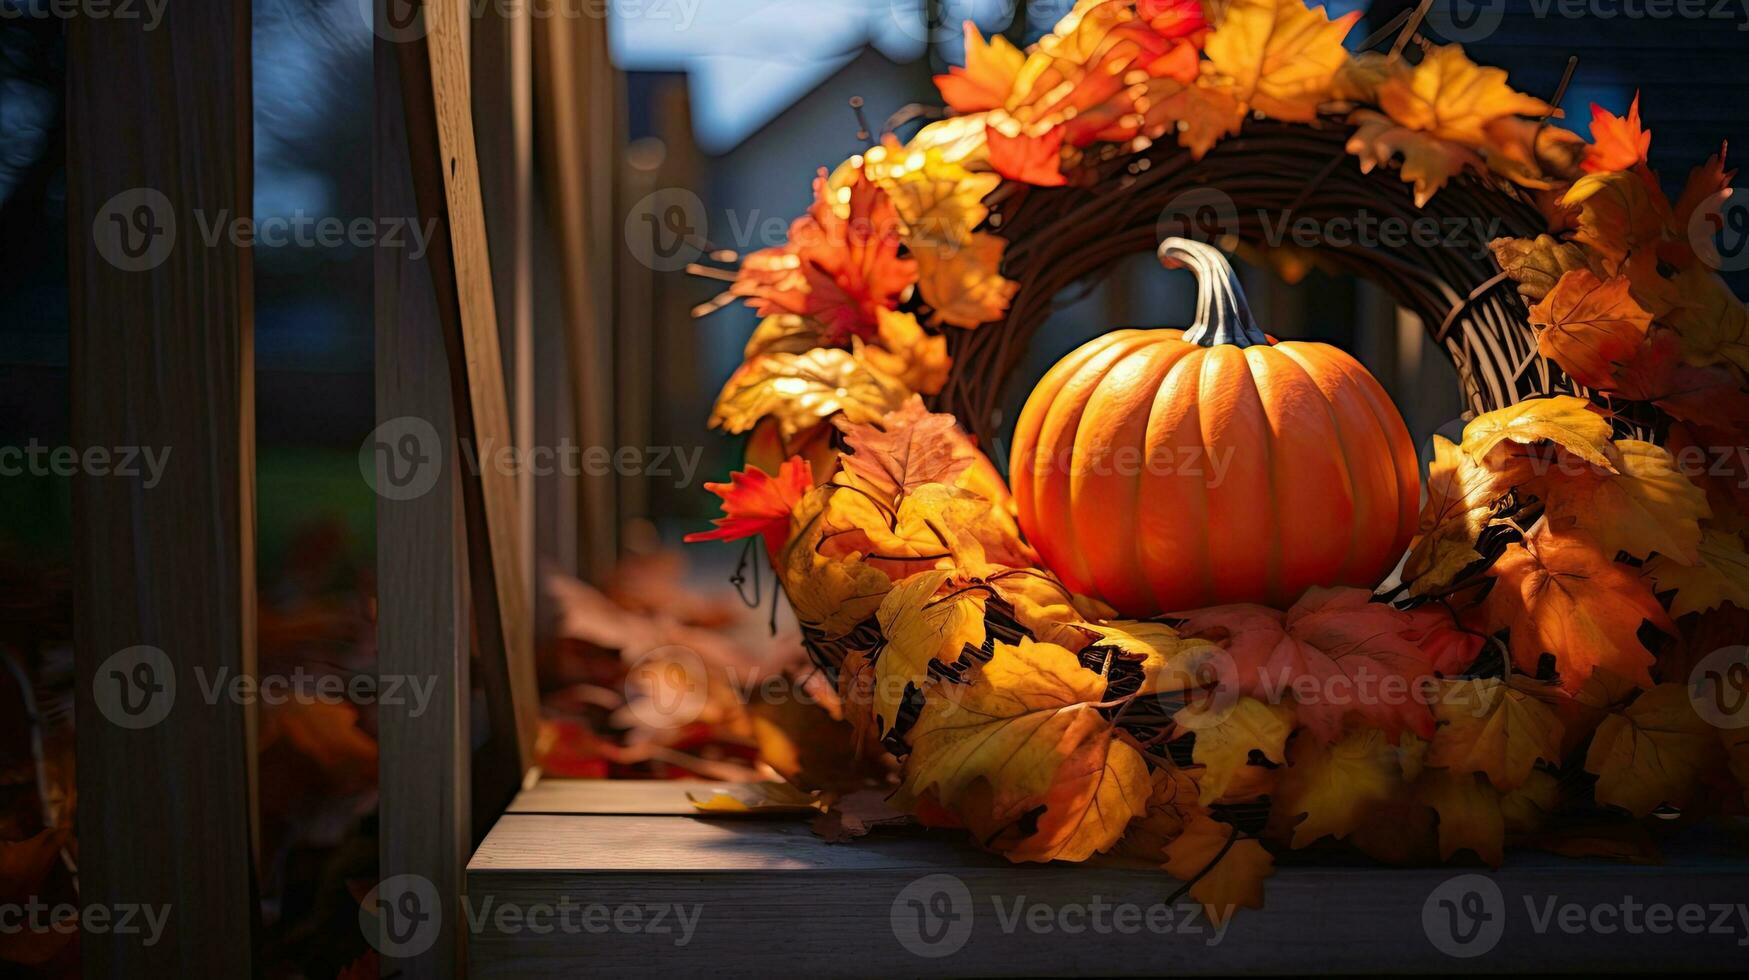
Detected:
[
  {"left": 1583, "top": 93, "right": 1651, "bottom": 174},
  {"left": 686, "top": 456, "right": 814, "bottom": 558},
  {"left": 986, "top": 122, "right": 1067, "bottom": 187}
]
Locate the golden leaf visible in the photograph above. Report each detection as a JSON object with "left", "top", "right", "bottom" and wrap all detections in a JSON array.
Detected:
[
  {"left": 1644, "top": 528, "right": 1749, "bottom": 617},
  {"left": 1203, "top": 0, "right": 1360, "bottom": 123},
  {"left": 780, "top": 489, "right": 896, "bottom": 637},
  {"left": 1404, "top": 434, "right": 1529, "bottom": 595},
  {"left": 874, "top": 570, "right": 988, "bottom": 735},
  {"left": 912, "top": 231, "right": 1019, "bottom": 329},
  {"left": 1273, "top": 728, "right": 1407, "bottom": 848},
  {"left": 933, "top": 24, "right": 1026, "bottom": 114},
  {"left": 1562, "top": 170, "right": 1673, "bottom": 273},
  {"left": 1584, "top": 683, "right": 1722, "bottom": 817},
  {"left": 1412, "top": 768, "right": 1504, "bottom": 866},
  {"left": 1178, "top": 697, "right": 1295, "bottom": 805},
  {"left": 1161, "top": 814, "right": 1274, "bottom": 925},
  {"left": 1346, "top": 108, "right": 1484, "bottom": 207},
  {"left": 1376, "top": 44, "right": 1553, "bottom": 145},
  {"left": 1329, "top": 50, "right": 1406, "bottom": 104},
  {"left": 903, "top": 637, "right": 1150, "bottom": 861},
  {"left": 742, "top": 314, "right": 825, "bottom": 359},
  {"left": 1428, "top": 678, "right": 1564, "bottom": 790},
  {"left": 1489, "top": 234, "right": 1596, "bottom": 304},
  {"left": 1660, "top": 264, "right": 1749, "bottom": 374},
  {"left": 866, "top": 139, "right": 1002, "bottom": 249},
  {"left": 1534, "top": 439, "right": 1711, "bottom": 564},
  {"left": 688, "top": 782, "right": 826, "bottom": 815},
  {"left": 1459, "top": 395, "right": 1615, "bottom": 468},
  {"left": 1162, "top": 79, "right": 1248, "bottom": 159},
  {"left": 710, "top": 347, "right": 910, "bottom": 439}
]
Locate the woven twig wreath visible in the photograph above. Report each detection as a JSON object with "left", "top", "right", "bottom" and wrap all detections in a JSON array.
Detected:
[{"left": 688, "top": 0, "right": 1749, "bottom": 912}]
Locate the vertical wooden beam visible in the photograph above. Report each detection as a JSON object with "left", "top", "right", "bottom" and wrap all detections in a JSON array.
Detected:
[
  {"left": 66, "top": 1, "right": 258, "bottom": 976},
  {"left": 374, "top": 14, "right": 472, "bottom": 977},
  {"left": 398, "top": 0, "right": 539, "bottom": 810}
]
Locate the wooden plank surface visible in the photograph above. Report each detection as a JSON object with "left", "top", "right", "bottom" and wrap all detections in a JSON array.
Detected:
[
  {"left": 398, "top": 0, "right": 540, "bottom": 813},
  {"left": 66, "top": 2, "right": 259, "bottom": 976},
  {"left": 468, "top": 784, "right": 1749, "bottom": 976},
  {"left": 373, "top": 13, "right": 472, "bottom": 977},
  {"left": 507, "top": 779, "right": 728, "bottom": 815}
]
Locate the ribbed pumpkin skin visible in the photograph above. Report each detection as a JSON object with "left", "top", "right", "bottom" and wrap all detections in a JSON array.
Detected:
[{"left": 1010, "top": 329, "right": 1420, "bottom": 615}]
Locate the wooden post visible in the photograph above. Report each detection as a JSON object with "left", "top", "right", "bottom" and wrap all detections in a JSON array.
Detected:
[
  {"left": 373, "top": 9, "right": 473, "bottom": 975},
  {"left": 66, "top": 1, "right": 259, "bottom": 976}
]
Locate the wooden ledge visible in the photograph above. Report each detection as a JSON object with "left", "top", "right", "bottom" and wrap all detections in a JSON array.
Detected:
[{"left": 466, "top": 779, "right": 1749, "bottom": 977}]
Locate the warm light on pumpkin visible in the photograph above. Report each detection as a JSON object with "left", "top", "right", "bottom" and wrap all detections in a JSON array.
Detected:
[{"left": 1009, "top": 238, "right": 1420, "bottom": 615}]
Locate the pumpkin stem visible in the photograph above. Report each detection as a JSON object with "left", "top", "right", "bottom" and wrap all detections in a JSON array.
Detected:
[{"left": 1158, "top": 238, "right": 1269, "bottom": 349}]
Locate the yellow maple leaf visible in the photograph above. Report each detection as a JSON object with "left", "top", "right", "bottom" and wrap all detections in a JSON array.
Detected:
[
  {"left": 1489, "top": 235, "right": 1596, "bottom": 304},
  {"left": 1428, "top": 678, "right": 1564, "bottom": 790},
  {"left": 1162, "top": 79, "right": 1248, "bottom": 159},
  {"left": 1459, "top": 395, "right": 1616, "bottom": 468},
  {"left": 1404, "top": 434, "right": 1529, "bottom": 595},
  {"left": 1084, "top": 619, "right": 1221, "bottom": 697},
  {"left": 688, "top": 782, "right": 825, "bottom": 815},
  {"left": 933, "top": 24, "right": 1026, "bottom": 113},
  {"left": 1562, "top": 170, "right": 1673, "bottom": 273},
  {"left": 1644, "top": 528, "right": 1749, "bottom": 617},
  {"left": 1584, "top": 683, "right": 1722, "bottom": 817},
  {"left": 1660, "top": 264, "right": 1749, "bottom": 374},
  {"left": 742, "top": 313, "right": 826, "bottom": 359},
  {"left": 1329, "top": 50, "right": 1406, "bottom": 104},
  {"left": 710, "top": 347, "right": 910, "bottom": 439},
  {"left": 874, "top": 569, "right": 988, "bottom": 735},
  {"left": 1376, "top": 44, "right": 1553, "bottom": 145},
  {"left": 1527, "top": 270, "right": 1653, "bottom": 390},
  {"left": 912, "top": 231, "right": 1019, "bottom": 329},
  {"left": 1413, "top": 767, "right": 1504, "bottom": 866},
  {"left": 903, "top": 637, "right": 1151, "bottom": 862},
  {"left": 1273, "top": 728, "right": 1407, "bottom": 848},
  {"left": 779, "top": 490, "right": 896, "bottom": 637},
  {"left": 857, "top": 309, "right": 951, "bottom": 396},
  {"left": 1534, "top": 439, "right": 1711, "bottom": 564},
  {"left": 1346, "top": 108, "right": 1484, "bottom": 207},
  {"left": 865, "top": 139, "right": 1002, "bottom": 249},
  {"left": 1203, "top": 0, "right": 1360, "bottom": 123},
  {"left": 1177, "top": 697, "right": 1295, "bottom": 805},
  {"left": 1161, "top": 814, "right": 1274, "bottom": 925}
]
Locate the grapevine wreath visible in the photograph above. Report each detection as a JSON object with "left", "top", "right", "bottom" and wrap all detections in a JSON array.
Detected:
[{"left": 685, "top": 0, "right": 1749, "bottom": 919}]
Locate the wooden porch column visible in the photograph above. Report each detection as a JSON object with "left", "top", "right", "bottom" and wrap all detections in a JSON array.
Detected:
[{"left": 66, "top": 1, "right": 259, "bottom": 976}]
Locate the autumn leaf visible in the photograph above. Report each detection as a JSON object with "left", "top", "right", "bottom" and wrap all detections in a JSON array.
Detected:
[
  {"left": 1583, "top": 93, "right": 1651, "bottom": 174},
  {"left": 1459, "top": 395, "right": 1615, "bottom": 469},
  {"left": 984, "top": 119, "right": 1067, "bottom": 187},
  {"left": 685, "top": 456, "right": 814, "bottom": 560},
  {"left": 1528, "top": 270, "right": 1653, "bottom": 390},
  {"left": 858, "top": 310, "right": 950, "bottom": 397},
  {"left": 903, "top": 637, "right": 1151, "bottom": 861},
  {"left": 1203, "top": 0, "right": 1359, "bottom": 123},
  {"left": 688, "top": 782, "right": 826, "bottom": 815},
  {"left": 865, "top": 138, "right": 1002, "bottom": 249},
  {"left": 1484, "top": 115, "right": 1586, "bottom": 190},
  {"left": 742, "top": 313, "right": 825, "bottom": 359},
  {"left": 1272, "top": 728, "right": 1408, "bottom": 848},
  {"left": 1428, "top": 677, "right": 1564, "bottom": 790},
  {"left": 1404, "top": 434, "right": 1530, "bottom": 595},
  {"left": 1644, "top": 528, "right": 1749, "bottom": 617},
  {"left": 1345, "top": 108, "right": 1484, "bottom": 208},
  {"left": 710, "top": 347, "right": 910, "bottom": 439},
  {"left": 1660, "top": 264, "right": 1749, "bottom": 374},
  {"left": 1532, "top": 439, "right": 1711, "bottom": 564},
  {"left": 1489, "top": 234, "right": 1596, "bottom": 304},
  {"left": 1585, "top": 683, "right": 1721, "bottom": 817},
  {"left": 1376, "top": 45, "right": 1552, "bottom": 145},
  {"left": 874, "top": 569, "right": 988, "bottom": 734},
  {"left": 934, "top": 24, "right": 1025, "bottom": 113},
  {"left": 1563, "top": 170, "right": 1673, "bottom": 273},
  {"left": 1483, "top": 527, "right": 1673, "bottom": 691},
  {"left": 1161, "top": 814, "right": 1274, "bottom": 924},
  {"left": 1176, "top": 696, "right": 1295, "bottom": 804},
  {"left": 834, "top": 396, "right": 977, "bottom": 503},
  {"left": 912, "top": 230, "right": 1020, "bottom": 328},
  {"left": 1672, "top": 144, "right": 1736, "bottom": 234},
  {"left": 1413, "top": 767, "right": 1504, "bottom": 865},
  {"left": 780, "top": 489, "right": 897, "bottom": 637}
]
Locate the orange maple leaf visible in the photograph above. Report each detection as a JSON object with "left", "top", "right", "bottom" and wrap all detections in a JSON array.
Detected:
[
  {"left": 1528, "top": 269, "right": 1653, "bottom": 390},
  {"left": 834, "top": 397, "right": 977, "bottom": 503},
  {"left": 1483, "top": 527, "right": 1673, "bottom": 692},
  {"left": 685, "top": 456, "right": 814, "bottom": 560},
  {"left": 1582, "top": 93, "right": 1651, "bottom": 174},
  {"left": 985, "top": 121, "right": 1067, "bottom": 186},
  {"left": 934, "top": 24, "right": 1025, "bottom": 113}
]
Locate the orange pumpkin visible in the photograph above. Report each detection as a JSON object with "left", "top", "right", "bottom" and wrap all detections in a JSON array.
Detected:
[{"left": 1009, "top": 239, "right": 1420, "bottom": 615}]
